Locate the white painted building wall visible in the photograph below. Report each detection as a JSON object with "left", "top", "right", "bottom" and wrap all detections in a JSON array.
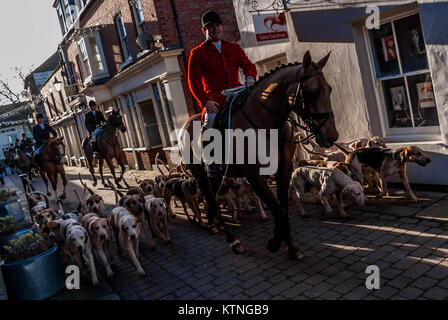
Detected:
[{"left": 233, "top": 0, "right": 448, "bottom": 184}]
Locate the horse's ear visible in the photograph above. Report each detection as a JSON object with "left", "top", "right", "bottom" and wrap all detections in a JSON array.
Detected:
[
  {"left": 303, "top": 50, "right": 312, "bottom": 72},
  {"left": 317, "top": 51, "right": 331, "bottom": 69}
]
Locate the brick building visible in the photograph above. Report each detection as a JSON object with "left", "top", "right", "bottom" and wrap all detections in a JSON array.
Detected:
[{"left": 51, "top": 0, "right": 239, "bottom": 169}]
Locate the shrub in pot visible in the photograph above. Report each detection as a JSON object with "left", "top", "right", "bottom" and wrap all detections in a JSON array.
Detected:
[
  {"left": 0, "top": 215, "right": 36, "bottom": 256},
  {"left": 0, "top": 229, "right": 65, "bottom": 300},
  {"left": 0, "top": 189, "right": 24, "bottom": 222}
]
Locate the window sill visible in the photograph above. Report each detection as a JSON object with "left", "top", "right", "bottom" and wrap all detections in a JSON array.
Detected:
[{"left": 121, "top": 57, "right": 134, "bottom": 69}]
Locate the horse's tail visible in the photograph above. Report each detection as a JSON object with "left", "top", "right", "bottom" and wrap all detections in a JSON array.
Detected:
[
  {"left": 334, "top": 143, "right": 350, "bottom": 155},
  {"left": 78, "top": 173, "right": 94, "bottom": 195},
  {"left": 107, "top": 178, "right": 122, "bottom": 207},
  {"left": 299, "top": 143, "right": 329, "bottom": 160}
]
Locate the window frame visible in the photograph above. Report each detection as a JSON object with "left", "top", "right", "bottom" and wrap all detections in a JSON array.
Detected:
[
  {"left": 115, "top": 14, "right": 133, "bottom": 66},
  {"left": 76, "top": 31, "right": 109, "bottom": 85},
  {"left": 131, "top": 0, "right": 147, "bottom": 35},
  {"left": 363, "top": 8, "right": 441, "bottom": 142}
]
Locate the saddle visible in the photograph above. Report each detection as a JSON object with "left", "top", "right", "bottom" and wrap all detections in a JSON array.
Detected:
[{"left": 213, "top": 86, "right": 250, "bottom": 133}]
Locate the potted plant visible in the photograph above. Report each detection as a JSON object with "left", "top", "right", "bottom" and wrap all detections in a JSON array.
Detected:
[
  {"left": 0, "top": 215, "right": 37, "bottom": 256},
  {"left": 0, "top": 230, "right": 65, "bottom": 300},
  {"left": 0, "top": 189, "right": 24, "bottom": 223}
]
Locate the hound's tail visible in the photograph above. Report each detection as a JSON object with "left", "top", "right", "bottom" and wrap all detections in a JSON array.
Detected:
[
  {"left": 107, "top": 178, "right": 124, "bottom": 206},
  {"left": 78, "top": 173, "right": 94, "bottom": 195}
]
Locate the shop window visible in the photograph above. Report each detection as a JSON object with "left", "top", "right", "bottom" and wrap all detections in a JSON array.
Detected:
[{"left": 367, "top": 13, "right": 439, "bottom": 130}]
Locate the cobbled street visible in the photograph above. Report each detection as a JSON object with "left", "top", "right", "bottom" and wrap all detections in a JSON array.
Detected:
[{"left": 2, "top": 166, "right": 448, "bottom": 300}]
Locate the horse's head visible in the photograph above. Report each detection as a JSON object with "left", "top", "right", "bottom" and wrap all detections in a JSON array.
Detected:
[
  {"left": 110, "top": 110, "right": 127, "bottom": 133},
  {"left": 296, "top": 51, "right": 339, "bottom": 148},
  {"left": 48, "top": 137, "right": 67, "bottom": 165}
]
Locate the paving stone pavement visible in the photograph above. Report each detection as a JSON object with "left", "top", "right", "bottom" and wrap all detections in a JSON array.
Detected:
[{"left": 1, "top": 166, "right": 448, "bottom": 300}]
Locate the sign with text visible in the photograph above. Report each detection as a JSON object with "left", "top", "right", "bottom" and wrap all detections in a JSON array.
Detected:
[
  {"left": 33, "top": 71, "right": 53, "bottom": 88},
  {"left": 253, "top": 12, "right": 289, "bottom": 44}
]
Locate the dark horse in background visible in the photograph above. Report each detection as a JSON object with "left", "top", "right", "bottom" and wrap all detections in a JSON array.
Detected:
[
  {"left": 82, "top": 108, "right": 127, "bottom": 189},
  {"left": 179, "top": 51, "right": 338, "bottom": 260},
  {"left": 15, "top": 148, "right": 34, "bottom": 179},
  {"left": 5, "top": 149, "right": 16, "bottom": 175}
]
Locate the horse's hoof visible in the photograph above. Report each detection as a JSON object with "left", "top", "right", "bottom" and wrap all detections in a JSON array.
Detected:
[
  {"left": 93, "top": 182, "right": 97, "bottom": 187},
  {"left": 231, "top": 241, "right": 245, "bottom": 254},
  {"left": 267, "top": 236, "right": 282, "bottom": 253},
  {"left": 47, "top": 192, "right": 52, "bottom": 197},
  {"left": 116, "top": 177, "right": 122, "bottom": 183},
  {"left": 261, "top": 216, "right": 270, "bottom": 222},
  {"left": 288, "top": 247, "right": 305, "bottom": 261},
  {"left": 338, "top": 214, "right": 354, "bottom": 220},
  {"left": 60, "top": 193, "right": 67, "bottom": 200}
]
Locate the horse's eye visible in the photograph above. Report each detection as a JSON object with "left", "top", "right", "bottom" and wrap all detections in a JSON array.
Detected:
[
  {"left": 95, "top": 226, "right": 99, "bottom": 230},
  {"left": 133, "top": 224, "right": 137, "bottom": 228}
]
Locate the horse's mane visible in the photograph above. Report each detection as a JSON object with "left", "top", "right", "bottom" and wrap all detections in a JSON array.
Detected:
[{"left": 254, "top": 61, "right": 301, "bottom": 86}]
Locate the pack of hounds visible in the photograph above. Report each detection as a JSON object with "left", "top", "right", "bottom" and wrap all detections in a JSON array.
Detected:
[{"left": 25, "top": 137, "right": 431, "bottom": 286}]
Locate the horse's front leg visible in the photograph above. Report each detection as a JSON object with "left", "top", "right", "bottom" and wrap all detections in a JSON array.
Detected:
[
  {"left": 87, "top": 158, "right": 97, "bottom": 187},
  {"left": 275, "top": 141, "right": 302, "bottom": 259},
  {"left": 115, "top": 154, "right": 126, "bottom": 184},
  {"left": 57, "top": 166, "right": 67, "bottom": 199},
  {"left": 247, "top": 175, "right": 303, "bottom": 260},
  {"left": 49, "top": 173, "right": 58, "bottom": 202},
  {"left": 105, "top": 158, "right": 123, "bottom": 189},
  {"left": 98, "top": 158, "right": 106, "bottom": 187},
  {"left": 40, "top": 169, "right": 51, "bottom": 196}
]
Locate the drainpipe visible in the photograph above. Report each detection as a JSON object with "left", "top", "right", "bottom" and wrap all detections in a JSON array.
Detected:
[{"left": 169, "top": 0, "right": 200, "bottom": 114}]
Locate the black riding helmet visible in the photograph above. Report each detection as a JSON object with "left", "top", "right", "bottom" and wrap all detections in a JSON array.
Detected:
[{"left": 201, "top": 10, "right": 223, "bottom": 29}]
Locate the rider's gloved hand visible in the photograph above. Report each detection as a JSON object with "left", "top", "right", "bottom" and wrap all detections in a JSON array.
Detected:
[
  {"left": 205, "top": 100, "right": 219, "bottom": 114},
  {"left": 245, "top": 76, "right": 255, "bottom": 87}
]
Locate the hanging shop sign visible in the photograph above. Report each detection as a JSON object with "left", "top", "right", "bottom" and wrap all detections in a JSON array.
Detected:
[{"left": 252, "top": 12, "right": 289, "bottom": 43}]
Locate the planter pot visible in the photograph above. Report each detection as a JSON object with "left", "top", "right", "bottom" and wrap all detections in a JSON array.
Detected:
[
  {"left": 0, "top": 225, "right": 38, "bottom": 256},
  {"left": 0, "top": 245, "right": 65, "bottom": 300},
  {"left": 0, "top": 199, "right": 24, "bottom": 223}
]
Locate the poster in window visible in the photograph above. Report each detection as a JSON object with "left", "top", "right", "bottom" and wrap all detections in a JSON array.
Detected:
[
  {"left": 381, "top": 35, "right": 397, "bottom": 62},
  {"left": 390, "top": 86, "right": 407, "bottom": 111},
  {"left": 416, "top": 82, "right": 435, "bottom": 108},
  {"left": 409, "top": 27, "right": 426, "bottom": 56}
]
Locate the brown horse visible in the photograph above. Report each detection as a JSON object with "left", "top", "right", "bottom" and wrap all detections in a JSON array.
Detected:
[
  {"left": 82, "top": 109, "right": 127, "bottom": 189},
  {"left": 179, "top": 51, "right": 338, "bottom": 260},
  {"left": 39, "top": 137, "right": 68, "bottom": 200}
]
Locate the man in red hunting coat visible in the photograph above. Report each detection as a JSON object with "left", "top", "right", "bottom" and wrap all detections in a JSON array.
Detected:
[{"left": 188, "top": 10, "right": 257, "bottom": 129}]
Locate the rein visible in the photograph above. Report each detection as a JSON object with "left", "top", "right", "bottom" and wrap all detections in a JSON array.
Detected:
[{"left": 239, "top": 65, "right": 333, "bottom": 143}]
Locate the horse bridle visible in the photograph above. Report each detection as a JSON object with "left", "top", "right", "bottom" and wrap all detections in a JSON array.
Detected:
[
  {"left": 240, "top": 64, "right": 334, "bottom": 143},
  {"left": 291, "top": 65, "right": 334, "bottom": 137}
]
